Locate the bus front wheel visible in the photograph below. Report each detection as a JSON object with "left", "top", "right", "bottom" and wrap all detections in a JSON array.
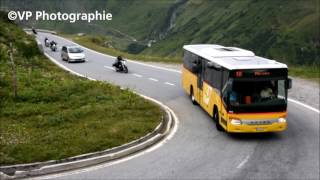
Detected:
[{"left": 214, "top": 108, "right": 224, "bottom": 131}]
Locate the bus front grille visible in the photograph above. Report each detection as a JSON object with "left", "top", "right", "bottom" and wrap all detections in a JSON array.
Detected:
[{"left": 241, "top": 119, "right": 278, "bottom": 125}]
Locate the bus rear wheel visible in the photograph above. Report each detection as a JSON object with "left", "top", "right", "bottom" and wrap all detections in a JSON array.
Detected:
[
  {"left": 190, "top": 87, "right": 197, "bottom": 105},
  {"left": 214, "top": 108, "right": 224, "bottom": 131}
]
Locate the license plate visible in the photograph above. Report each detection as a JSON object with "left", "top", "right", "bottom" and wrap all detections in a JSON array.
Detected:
[{"left": 256, "top": 127, "right": 264, "bottom": 131}]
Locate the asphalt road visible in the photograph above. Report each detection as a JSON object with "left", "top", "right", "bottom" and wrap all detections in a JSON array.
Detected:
[{"left": 36, "top": 33, "right": 319, "bottom": 180}]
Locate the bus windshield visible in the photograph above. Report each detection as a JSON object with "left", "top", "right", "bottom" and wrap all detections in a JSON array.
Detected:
[{"left": 227, "top": 79, "right": 287, "bottom": 113}]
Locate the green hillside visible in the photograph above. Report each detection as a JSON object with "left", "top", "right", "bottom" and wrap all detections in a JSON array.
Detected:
[
  {"left": 1, "top": 0, "right": 319, "bottom": 66},
  {"left": 143, "top": 0, "right": 319, "bottom": 66}
]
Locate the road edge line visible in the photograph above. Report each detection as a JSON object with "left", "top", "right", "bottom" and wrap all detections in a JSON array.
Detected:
[{"left": 288, "top": 98, "right": 319, "bottom": 114}]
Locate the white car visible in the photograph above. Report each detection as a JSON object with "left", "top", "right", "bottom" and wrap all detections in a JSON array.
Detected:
[{"left": 61, "top": 46, "right": 86, "bottom": 63}]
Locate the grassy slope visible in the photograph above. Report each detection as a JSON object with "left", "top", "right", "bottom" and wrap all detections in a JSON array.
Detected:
[
  {"left": 0, "top": 13, "right": 162, "bottom": 165},
  {"left": 105, "top": 0, "right": 174, "bottom": 39},
  {"left": 144, "top": 0, "right": 319, "bottom": 65},
  {"left": 61, "top": 34, "right": 181, "bottom": 63}
]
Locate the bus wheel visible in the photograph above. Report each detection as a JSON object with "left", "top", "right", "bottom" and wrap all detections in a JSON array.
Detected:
[
  {"left": 214, "top": 108, "right": 224, "bottom": 131},
  {"left": 190, "top": 87, "right": 197, "bottom": 105}
]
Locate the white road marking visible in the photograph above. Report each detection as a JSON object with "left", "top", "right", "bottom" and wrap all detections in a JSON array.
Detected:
[
  {"left": 104, "top": 66, "right": 114, "bottom": 70},
  {"left": 237, "top": 155, "right": 251, "bottom": 169},
  {"left": 165, "top": 82, "right": 175, "bottom": 86},
  {"left": 45, "top": 33, "right": 320, "bottom": 113},
  {"left": 133, "top": 73, "right": 143, "bottom": 78},
  {"left": 288, "top": 98, "right": 320, "bottom": 114},
  {"left": 149, "top": 78, "right": 159, "bottom": 82}
]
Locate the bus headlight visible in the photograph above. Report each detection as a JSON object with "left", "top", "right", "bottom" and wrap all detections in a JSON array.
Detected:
[
  {"left": 278, "top": 118, "right": 286, "bottom": 123},
  {"left": 231, "top": 119, "right": 241, "bottom": 125}
]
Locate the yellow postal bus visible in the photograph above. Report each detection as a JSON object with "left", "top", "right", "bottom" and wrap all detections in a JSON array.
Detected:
[{"left": 182, "top": 45, "right": 292, "bottom": 133}]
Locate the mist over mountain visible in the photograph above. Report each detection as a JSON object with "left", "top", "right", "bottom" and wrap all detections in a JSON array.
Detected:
[{"left": 1, "top": 0, "right": 319, "bottom": 65}]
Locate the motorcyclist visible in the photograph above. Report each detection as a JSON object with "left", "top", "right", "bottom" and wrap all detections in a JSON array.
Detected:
[
  {"left": 32, "top": 27, "right": 37, "bottom": 34},
  {"left": 113, "top": 56, "right": 123, "bottom": 68},
  {"left": 112, "top": 55, "right": 128, "bottom": 73},
  {"left": 50, "top": 40, "right": 57, "bottom": 47},
  {"left": 44, "top": 37, "right": 49, "bottom": 45},
  {"left": 49, "top": 40, "right": 57, "bottom": 51}
]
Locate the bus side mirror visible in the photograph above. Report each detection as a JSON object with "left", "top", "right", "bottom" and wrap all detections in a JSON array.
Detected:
[{"left": 286, "top": 78, "right": 292, "bottom": 89}]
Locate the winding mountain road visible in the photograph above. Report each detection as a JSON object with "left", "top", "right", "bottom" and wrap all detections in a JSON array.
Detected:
[{"left": 35, "top": 32, "right": 319, "bottom": 180}]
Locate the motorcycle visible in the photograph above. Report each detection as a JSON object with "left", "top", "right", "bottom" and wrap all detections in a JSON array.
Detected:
[
  {"left": 50, "top": 42, "right": 57, "bottom": 52},
  {"left": 44, "top": 39, "right": 50, "bottom": 47},
  {"left": 32, "top": 28, "right": 37, "bottom": 35},
  {"left": 113, "top": 59, "right": 128, "bottom": 73}
]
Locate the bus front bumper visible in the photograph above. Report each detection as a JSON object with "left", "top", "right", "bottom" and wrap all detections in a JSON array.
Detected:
[{"left": 227, "top": 118, "right": 287, "bottom": 133}]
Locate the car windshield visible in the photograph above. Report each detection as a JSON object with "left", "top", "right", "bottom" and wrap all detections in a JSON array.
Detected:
[
  {"left": 227, "top": 79, "right": 287, "bottom": 112},
  {"left": 68, "top": 47, "right": 83, "bottom": 53}
]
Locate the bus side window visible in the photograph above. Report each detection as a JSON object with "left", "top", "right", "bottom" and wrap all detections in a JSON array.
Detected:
[
  {"left": 222, "top": 70, "right": 229, "bottom": 91},
  {"left": 183, "top": 50, "right": 201, "bottom": 73},
  {"left": 191, "top": 55, "right": 201, "bottom": 73},
  {"left": 191, "top": 61, "right": 200, "bottom": 73},
  {"left": 204, "top": 63, "right": 222, "bottom": 92},
  {"left": 183, "top": 51, "right": 191, "bottom": 70}
]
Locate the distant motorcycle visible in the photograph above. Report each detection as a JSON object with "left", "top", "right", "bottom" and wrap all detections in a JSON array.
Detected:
[
  {"left": 44, "top": 38, "right": 50, "bottom": 47},
  {"left": 113, "top": 59, "right": 128, "bottom": 73},
  {"left": 50, "top": 41, "right": 57, "bottom": 52},
  {"left": 32, "top": 28, "right": 37, "bottom": 35}
]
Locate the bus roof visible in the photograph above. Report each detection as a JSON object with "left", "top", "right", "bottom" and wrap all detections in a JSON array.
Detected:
[{"left": 183, "top": 44, "right": 288, "bottom": 70}]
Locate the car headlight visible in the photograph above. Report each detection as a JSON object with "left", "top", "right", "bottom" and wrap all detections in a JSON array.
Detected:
[
  {"left": 230, "top": 119, "right": 241, "bottom": 125},
  {"left": 278, "top": 118, "right": 286, "bottom": 123}
]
